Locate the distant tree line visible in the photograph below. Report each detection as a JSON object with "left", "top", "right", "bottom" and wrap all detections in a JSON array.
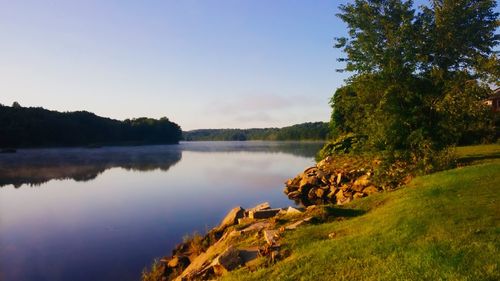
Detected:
[
  {"left": 183, "top": 122, "right": 329, "bottom": 141},
  {"left": 0, "top": 103, "right": 182, "bottom": 148}
]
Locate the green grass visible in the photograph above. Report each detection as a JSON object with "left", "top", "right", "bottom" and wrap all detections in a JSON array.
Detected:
[
  {"left": 223, "top": 146, "right": 500, "bottom": 281},
  {"left": 456, "top": 144, "right": 500, "bottom": 165}
]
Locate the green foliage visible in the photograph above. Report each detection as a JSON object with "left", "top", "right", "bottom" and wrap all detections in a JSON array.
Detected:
[
  {"left": 184, "top": 122, "right": 329, "bottom": 141},
  {"left": 316, "top": 134, "right": 367, "bottom": 161},
  {"left": 0, "top": 104, "right": 182, "bottom": 148},
  {"left": 336, "top": 0, "right": 418, "bottom": 77},
  {"left": 416, "top": 0, "right": 499, "bottom": 82},
  {"left": 328, "top": 0, "right": 499, "bottom": 170}
]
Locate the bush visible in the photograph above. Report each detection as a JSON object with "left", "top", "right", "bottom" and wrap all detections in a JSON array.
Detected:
[{"left": 316, "top": 134, "right": 367, "bottom": 161}]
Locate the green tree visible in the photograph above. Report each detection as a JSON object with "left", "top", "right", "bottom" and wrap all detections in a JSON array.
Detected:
[
  {"left": 417, "top": 0, "right": 499, "bottom": 81},
  {"left": 336, "top": 0, "right": 417, "bottom": 78},
  {"left": 329, "top": 0, "right": 498, "bottom": 167}
]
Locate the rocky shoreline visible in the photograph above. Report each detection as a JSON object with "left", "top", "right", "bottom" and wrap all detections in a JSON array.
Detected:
[
  {"left": 149, "top": 202, "right": 315, "bottom": 281},
  {"left": 284, "top": 155, "right": 382, "bottom": 206},
  {"left": 144, "top": 155, "right": 387, "bottom": 281}
]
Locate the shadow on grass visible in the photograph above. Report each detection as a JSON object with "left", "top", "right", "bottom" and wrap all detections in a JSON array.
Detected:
[
  {"left": 457, "top": 152, "right": 500, "bottom": 165},
  {"left": 308, "top": 206, "right": 367, "bottom": 224},
  {"left": 324, "top": 206, "right": 366, "bottom": 218}
]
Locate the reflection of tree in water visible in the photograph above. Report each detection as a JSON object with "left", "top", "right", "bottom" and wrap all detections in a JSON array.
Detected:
[
  {"left": 179, "top": 141, "right": 324, "bottom": 158},
  {"left": 0, "top": 146, "right": 183, "bottom": 188},
  {"left": 0, "top": 142, "right": 323, "bottom": 188}
]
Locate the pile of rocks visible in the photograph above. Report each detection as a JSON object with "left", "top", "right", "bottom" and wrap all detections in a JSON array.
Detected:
[
  {"left": 158, "top": 202, "right": 308, "bottom": 281},
  {"left": 284, "top": 155, "right": 381, "bottom": 206}
]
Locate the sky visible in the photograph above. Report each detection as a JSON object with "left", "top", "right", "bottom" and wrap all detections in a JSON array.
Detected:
[{"left": 0, "top": 0, "right": 493, "bottom": 130}]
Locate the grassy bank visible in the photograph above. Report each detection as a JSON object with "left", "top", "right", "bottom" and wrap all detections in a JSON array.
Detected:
[{"left": 222, "top": 145, "right": 500, "bottom": 281}]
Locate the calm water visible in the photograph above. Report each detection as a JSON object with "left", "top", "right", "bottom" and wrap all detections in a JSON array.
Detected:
[{"left": 0, "top": 141, "right": 322, "bottom": 281}]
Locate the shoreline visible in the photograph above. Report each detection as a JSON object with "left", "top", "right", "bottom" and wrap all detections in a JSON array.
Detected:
[{"left": 144, "top": 154, "right": 385, "bottom": 280}]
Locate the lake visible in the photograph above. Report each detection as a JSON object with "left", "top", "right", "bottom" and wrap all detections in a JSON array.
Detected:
[{"left": 0, "top": 141, "right": 322, "bottom": 281}]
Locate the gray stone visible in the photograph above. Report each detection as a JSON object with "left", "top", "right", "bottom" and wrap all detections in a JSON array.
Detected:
[
  {"left": 218, "top": 206, "right": 245, "bottom": 230},
  {"left": 286, "top": 191, "right": 301, "bottom": 199},
  {"left": 285, "top": 206, "right": 302, "bottom": 215},
  {"left": 248, "top": 208, "right": 281, "bottom": 219},
  {"left": 285, "top": 217, "right": 313, "bottom": 230},
  {"left": 263, "top": 230, "right": 279, "bottom": 246},
  {"left": 211, "top": 247, "right": 242, "bottom": 275},
  {"left": 247, "top": 202, "right": 270, "bottom": 213},
  {"left": 240, "top": 222, "right": 271, "bottom": 233}
]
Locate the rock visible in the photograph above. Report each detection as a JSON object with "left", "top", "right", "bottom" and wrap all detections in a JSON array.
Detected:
[
  {"left": 239, "top": 248, "right": 259, "bottom": 264},
  {"left": 300, "top": 175, "right": 319, "bottom": 189},
  {"left": 285, "top": 220, "right": 303, "bottom": 230},
  {"left": 363, "top": 185, "right": 379, "bottom": 195},
  {"left": 316, "top": 170, "right": 325, "bottom": 179},
  {"left": 353, "top": 174, "right": 371, "bottom": 188},
  {"left": 336, "top": 173, "right": 342, "bottom": 184},
  {"left": 211, "top": 247, "right": 242, "bottom": 275},
  {"left": 285, "top": 176, "right": 301, "bottom": 187},
  {"left": 286, "top": 191, "right": 301, "bottom": 199},
  {"left": 285, "top": 217, "right": 312, "bottom": 230},
  {"left": 307, "top": 187, "right": 317, "bottom": 199},
  {"left": 263, "top": 230, "right": 279, "bottom": 246},
  {"left": 285, "top": 206, "right": 302, "bottom": 215},
  {"left": 306, "top": 205, "right": 317, "bottom": 211},
  {"left": 238, "top": 217, "right": 253, "bottom": 225},
  {"left": 168, "top": 255, "right": 190, "bottom": 268},
  {"left": 303, "top": 166, "right": 318, "bottom": 174},
  {"left": 327, "top": 190, "right": 337, "bottom": 199},
  {"left": 336, "top": 190, "right": 352, "bottom": 205},
  {"left": 248, "top": 202, "right": 270, "bottom": 213},
  {"left": 218, "top": 207, "right": 245, "bottom": 230},
  {"left": 240, "top": 222, "right": 271, "bottom": 233},
  {"left": 216, "top": 230, "right": 241, "bottom": 244},
  {"left": 353, "top": 192, "right": 365, "bottom": 199},
  {"left": 314, "top": 188, "right": 324, "bottom": 198},
  {"left": 248, "top": 208, "right": 281, "bottom": 219}
]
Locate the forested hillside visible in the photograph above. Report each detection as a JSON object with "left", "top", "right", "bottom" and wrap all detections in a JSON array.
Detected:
[
  {"left": 0, "top": 103, "right": 182, "bottom": 148},
  {"left": 183, "top": 122, "right": 329, "bottom": 141}
]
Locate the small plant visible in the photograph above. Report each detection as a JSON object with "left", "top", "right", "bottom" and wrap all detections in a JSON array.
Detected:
[
  {"left": 182, "top": 231, "right": 205, "bottom": 256},
  {"left": 141, "top": 259, "right": 165, "bottom": 281}
]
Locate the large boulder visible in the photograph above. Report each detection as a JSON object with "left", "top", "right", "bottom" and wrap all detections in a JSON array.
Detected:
[
  {"left": 211, "top": 247, "right": 243, "bottom": 275},
  {"left": 218, "top": 206, "right": 245, "bottom": 230},
  {"left": 247, "top": 202, "right": 270, "bottom": 213},
  {"left": 248, "top": 208, "right": 281, "bottom": 219}
]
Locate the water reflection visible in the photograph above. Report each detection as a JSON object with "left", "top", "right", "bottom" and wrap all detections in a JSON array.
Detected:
[
  {"left": 179, "top": 141, "right": 323, "bottom": 157},
  {"left": 0, "top": 141, "right": 321, "bottom": 281},
  {"left": 0, "top": 141, "right": 322, "bottom": 188},
  {"left": 0, "top": 146, "right": 182, "bottom": 188}
]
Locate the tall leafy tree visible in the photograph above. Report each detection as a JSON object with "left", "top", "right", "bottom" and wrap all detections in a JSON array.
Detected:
[
  {"left": 417, "top": 0, "right": 499, "bottom": 81},
  {"left": 336, "top": 0, "right": 418, "bottom": 78},
  {"left": 330, "top": 0, "right": 499, "bottom": 165}
]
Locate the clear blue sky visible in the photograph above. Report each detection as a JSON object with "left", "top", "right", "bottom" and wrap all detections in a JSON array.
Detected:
[{"left": 0, "top": 0, "right": 493, "bottom": 130}]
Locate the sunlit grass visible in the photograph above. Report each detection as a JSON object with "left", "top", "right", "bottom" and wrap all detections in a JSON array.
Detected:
[{"left": 222, "top": 146, "right": 500, "bottom": 281}]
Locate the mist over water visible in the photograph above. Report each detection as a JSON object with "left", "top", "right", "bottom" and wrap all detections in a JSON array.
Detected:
[{"left": 0, "top": 141, "right": 322, "bottom": 281}]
